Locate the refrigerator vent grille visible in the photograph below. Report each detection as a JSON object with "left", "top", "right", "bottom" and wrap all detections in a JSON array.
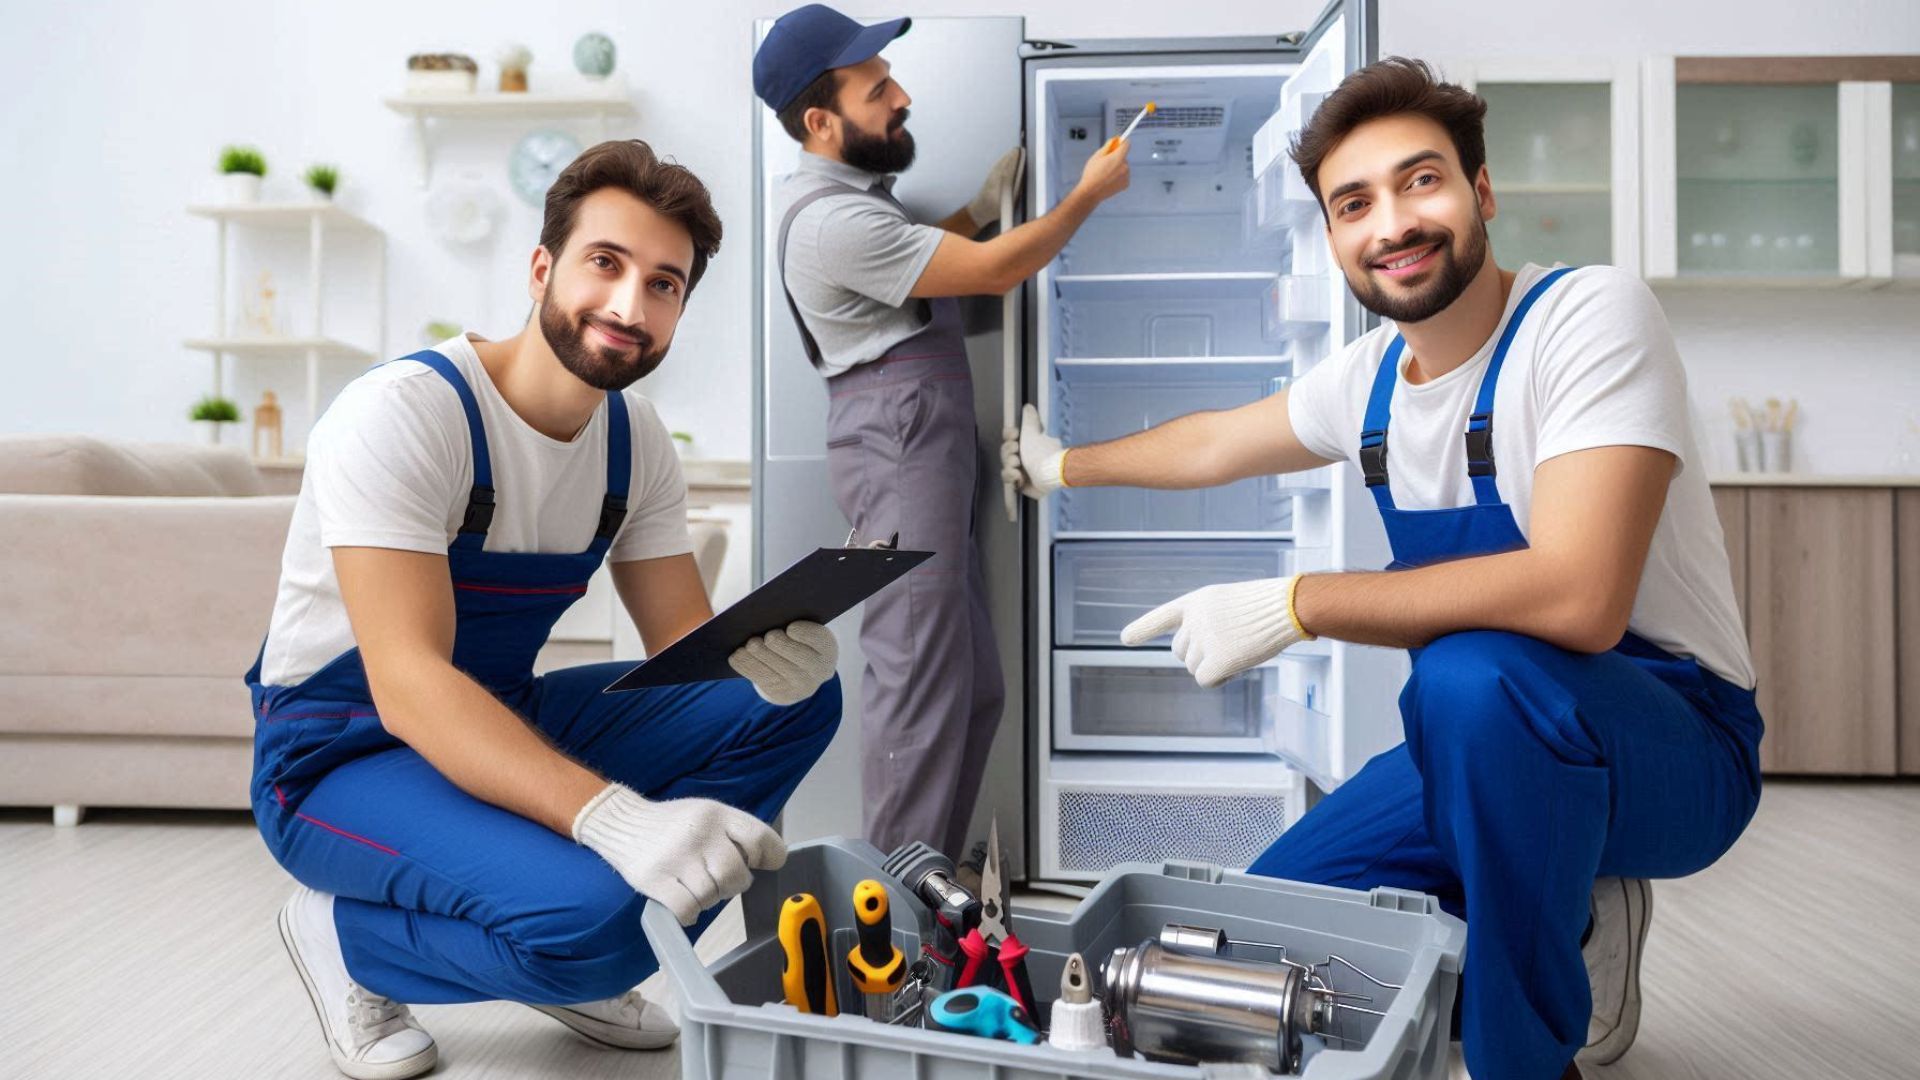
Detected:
[
  {"left": 1113, "top": 104, "right": 1226, "bottom": 130},
  {"left": 1056, "top": 788, "right": 1291, "bottom": 872},
  {"left": 1105, "top": 98, "right": 1233, "bottom": 165}
]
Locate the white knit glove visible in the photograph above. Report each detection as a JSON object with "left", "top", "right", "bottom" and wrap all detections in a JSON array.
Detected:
[
  {"left": 728, "top": 620, "right": 837, "bottom": 706},
  {"left": 1120, "top": 576, "right": 1314, "bottom": 689},
  {"left": 1001, "top": 403, "right": 1068, "bottom": 500},
  {"left": 967, "top": 146, "right": 1027, "bottom": 230},
  {"left": 572, "top": 782, "right": 787, "bottom": 926}
]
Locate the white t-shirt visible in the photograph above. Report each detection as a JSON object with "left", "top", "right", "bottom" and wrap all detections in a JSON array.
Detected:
[
  {"left": 258, "top": 335, "right": 692, "bottom": 687},
  {"left": 1288, "top": 263, "right": 1754, "bottom": 688}
]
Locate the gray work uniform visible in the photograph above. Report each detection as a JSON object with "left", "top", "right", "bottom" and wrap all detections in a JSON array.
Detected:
[{"left": 776, "top": 153, "right": 1004, "bottom": 858}]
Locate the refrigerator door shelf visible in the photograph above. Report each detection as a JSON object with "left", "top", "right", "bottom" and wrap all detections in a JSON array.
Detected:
[
  {"left": 1247, "top": 157, "right": 1322, "bottom": 237},
  {"left": 1263, "top": 274, "right": 1333, "bottom": 341},
  {"left": 1053, "top": 648, "right": 1331, "bottom": 755},
  {"left": 1052, "top": 538, "right": 1310, "bottom": 646},
  {"left": 1039, "top": 752, "right": 1306, "bottom": 880}
]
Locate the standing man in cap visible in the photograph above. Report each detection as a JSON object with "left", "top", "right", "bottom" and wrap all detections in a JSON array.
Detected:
[{"left": 754, "top": 4, "right": 1131, "bottom": 857}]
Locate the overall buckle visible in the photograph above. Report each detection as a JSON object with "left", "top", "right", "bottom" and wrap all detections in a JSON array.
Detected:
[
  {"left": 1359, "top": 429, "right": 1389, "bottom": 488},
  {"left": 596, "top": 494, "right": 629, "bottom": 541},
  {"left": 1465, "top": 413, "right": 1495, "bottom": 479},
  {"left": 459, "top": 485, "right": 496, "bottom": 535}
]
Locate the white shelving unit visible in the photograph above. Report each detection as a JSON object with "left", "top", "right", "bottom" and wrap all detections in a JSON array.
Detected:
[
  {"left": 187, "top": 202, "right": 386, "bottom": 456},
  {"left": 382, "top": 87, "right": 639, "bottom": 186}
]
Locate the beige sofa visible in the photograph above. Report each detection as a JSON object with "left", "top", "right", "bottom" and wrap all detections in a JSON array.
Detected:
[{"left": 0, "top": 435, "right": 727, "bottom": 825}]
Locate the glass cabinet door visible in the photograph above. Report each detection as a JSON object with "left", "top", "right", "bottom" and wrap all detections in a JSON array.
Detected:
[
  {"left": 1675, "top": 83, "right": 1840, "bottom": 277},
  {"left": 1893, "top": 84, "right": 1920, "bottom": 278},
  {"left": 1479, "top": 82, "right": 1614, "bottom": 270}
]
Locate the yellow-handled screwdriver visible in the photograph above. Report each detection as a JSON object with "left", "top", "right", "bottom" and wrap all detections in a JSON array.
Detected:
[
  {"left": 779, "top": 892, "right": 837, "bottom": 1017},
  {"left": 847, "top": 879, "right": 907, "bottom": 1021}
]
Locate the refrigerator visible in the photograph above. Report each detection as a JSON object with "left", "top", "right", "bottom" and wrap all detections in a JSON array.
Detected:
[{"left": 754, "top": 0, "right": 1405, "bottom": 883}]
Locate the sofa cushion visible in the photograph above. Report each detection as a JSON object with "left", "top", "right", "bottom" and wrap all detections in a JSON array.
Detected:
[
  {"left": 0, "top": 675, "right": 254, "bottom": 738},
  {"left": 0, "top": 435, "right": 265, "bottom": 497}
]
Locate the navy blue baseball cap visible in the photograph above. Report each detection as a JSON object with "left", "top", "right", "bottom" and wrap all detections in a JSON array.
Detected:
[{"left": 754, "top": 4, "right": 911, "bottom": 113}]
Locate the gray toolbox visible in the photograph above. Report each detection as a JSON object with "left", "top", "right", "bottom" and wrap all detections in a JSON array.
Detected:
[{"left": 641, "top": 837, "right": 1465, "bottom": 1080}]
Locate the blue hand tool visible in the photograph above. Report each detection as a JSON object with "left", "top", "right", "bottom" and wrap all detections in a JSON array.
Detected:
[{"left": 928, "top": 987, "right": 1041, "bottom": 1044}]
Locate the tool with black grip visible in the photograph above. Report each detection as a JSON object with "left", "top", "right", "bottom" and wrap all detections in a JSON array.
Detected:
[
  {"left": 882, "top": 841, "right": 982, "bottom": 992},
  {"left": 846, "top": 879, "right": 907, "bottom": 1021},
  {"left": 778, "top": 892, "right": 837, "bottom": 1017}
]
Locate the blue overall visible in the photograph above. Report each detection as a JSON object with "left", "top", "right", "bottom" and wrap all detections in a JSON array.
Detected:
[
  {"left": 1249, "top": 270, "right": 1763, "bottom": 1080},
  {"left": 245, "top": 350, "right": 840, "bottom": 1005}
]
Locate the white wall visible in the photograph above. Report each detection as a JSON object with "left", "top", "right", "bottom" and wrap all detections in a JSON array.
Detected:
[{"left": 3, "top": 0, "right": 1917, "bottom": 470}]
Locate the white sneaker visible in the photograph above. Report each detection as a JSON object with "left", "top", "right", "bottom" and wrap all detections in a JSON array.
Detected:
[
  {"left": 278, "top": 887, "right": 439, "bottom": 1080},
  {"left": 529, "top": 989, "right": 680, "bottom": 1050},
  {"left": 1579, "top": 876, "right": 1652, "bottom": 1066}
]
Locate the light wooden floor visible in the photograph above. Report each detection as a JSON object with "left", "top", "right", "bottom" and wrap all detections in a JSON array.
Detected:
[{"left": 3, "top": 780, "right": 1915, "bottom": 1080}]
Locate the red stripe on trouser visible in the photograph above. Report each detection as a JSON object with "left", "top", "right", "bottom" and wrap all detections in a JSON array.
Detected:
[
  {"left": 452, "top": 582, "right": 588, "bottom": 595},
  {"left": 275, "top": 784, "right": 400, "bottom": 856}
]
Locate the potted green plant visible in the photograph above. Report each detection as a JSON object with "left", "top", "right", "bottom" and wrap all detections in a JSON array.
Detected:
[
  {"left": 671, "top": 430, "right": 695, "bottom": 460},
  {"left": 190, "top": 394, "right": 242, "bottom": 445},
  {"left": 304, "top": 164, "right": 339, "bottom": 202},
  {"left": 219, "top": 146, "right": 267, "bottom": 203}
]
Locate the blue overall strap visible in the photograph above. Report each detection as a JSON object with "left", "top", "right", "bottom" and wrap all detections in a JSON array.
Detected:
[
  {"left": 592, "top": 391, "right": 632, "bottom": 553},
  {"left": 1360, "top": 334, "right": 1407, "bottom": 512},
  {"left": 1467, "top": 266, "right": 1577, "bottom": 505},
  {"left": 405, "top": 350, "right": 495, "bottom": 551}
]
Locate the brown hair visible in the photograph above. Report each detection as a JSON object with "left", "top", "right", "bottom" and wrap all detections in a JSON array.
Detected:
[
  {"left": 1290, "top": 57, "right": 1488, "bottom": 219},
  {"left": 775, "top": 69, "right": 842, "bottom": 143},
  {"left": 539, "top": 139, "right": 723, "bottom": 295}
]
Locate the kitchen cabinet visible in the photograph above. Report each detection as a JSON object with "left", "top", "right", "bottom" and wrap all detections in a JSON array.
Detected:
[
  {"left": 1450, "top": 59, "right": 1642, "bottom": 273},
  {"left": 1642, "top": 55, "right": 1920, "bottom": 286},
  {"left": 1715, "top": 483, "right": 1899, "bottom": 774},
  {"left": 1899, "top": 491, "right": 1920, "bottom": 775}
]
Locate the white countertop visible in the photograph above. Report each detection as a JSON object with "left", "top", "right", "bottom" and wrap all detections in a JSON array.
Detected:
[{"left": 1709, "top": 473, "right": 1920, "bottom": 488}]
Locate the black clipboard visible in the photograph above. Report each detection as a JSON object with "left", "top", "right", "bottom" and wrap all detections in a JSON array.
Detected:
[{"left": 602, "top": 541, "right": 932, "bottom": 692}]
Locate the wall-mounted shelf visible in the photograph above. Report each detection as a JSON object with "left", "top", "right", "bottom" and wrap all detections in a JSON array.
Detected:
[
  {"left": 187, "top": 203, "right": 380, "bottom": 233},
  {"left": 183, "top": 336, "right": 378, "bottom": 363},
  {"left": 382, "top": 87, "right": 639, "bottom": 186},
  {"left": 188, "top": 203, "right": 386, "bottom": 455}
]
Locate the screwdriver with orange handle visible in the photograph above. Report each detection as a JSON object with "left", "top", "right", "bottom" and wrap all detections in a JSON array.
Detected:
[
  {"left": 847, "top": 879, "right": 907, "bottom": 1021},
  {"left": 778, "top": 892, "right": 837, "bottom": 1017},
  {"left": 1105, "top": 101, "right": 1156, "bottom": 154}
]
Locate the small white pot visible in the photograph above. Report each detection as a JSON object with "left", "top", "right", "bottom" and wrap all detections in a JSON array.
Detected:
[
  {"left": 196, "top": 420, "right": 224, "bottom": 445},
  {"left": 224, "top": 173, "right": 262, "bottom": 204},
  {"left": 308, "top": 187, "right": 333, "bottom": 204}
]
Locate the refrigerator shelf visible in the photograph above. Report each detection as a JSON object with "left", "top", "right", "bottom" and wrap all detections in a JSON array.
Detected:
[
  {"left": 1052, "top": 354, "right": 1291, "bottom": 368},
  {"left": 1053, "top": 271, "right": 1277, "bottom": 301},
  {"left": 1053, "top": 529, "right": 1298, "bottom": 541}
]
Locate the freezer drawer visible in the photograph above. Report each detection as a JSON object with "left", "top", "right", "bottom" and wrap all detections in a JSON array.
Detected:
[
  {"left": 1039, "top": 753, "right": 1305, "bottom": 880},
  {"left": 1053, "top": 649, "right": 1329, "bottom": 754},
  {"left": 1053, "top": 539, "right": 1296, "bottom": 646}
]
